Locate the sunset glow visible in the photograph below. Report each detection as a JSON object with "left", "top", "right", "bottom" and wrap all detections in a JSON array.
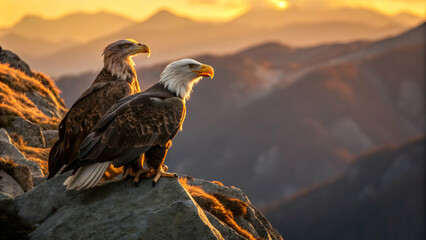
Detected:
[
  {"left": 0, "top": 0, "right": 424, "bottom": 28},
  {"left": 270, "top": 0, "right": 289, "bottom": 10}
]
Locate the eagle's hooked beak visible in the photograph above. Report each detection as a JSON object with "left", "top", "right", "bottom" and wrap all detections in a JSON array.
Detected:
[
  {"left": 193, "top": 64, "right": 214, "bottom": 79},
  {"left": 130, "top": 44, "right": 151, "bottom": 57}
]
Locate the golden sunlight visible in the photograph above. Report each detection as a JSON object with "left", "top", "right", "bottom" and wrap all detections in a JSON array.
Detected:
[{"left": 270, "top": 0, "right": 289, "bottom": 10}]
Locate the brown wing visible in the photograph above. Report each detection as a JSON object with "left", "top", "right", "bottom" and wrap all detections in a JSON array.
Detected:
[
  {"left": 47, "top": 81, "right": 135, "bottom": 178},
  {"left": 64, "top": 93, "right": 185, "bottom": 171}
]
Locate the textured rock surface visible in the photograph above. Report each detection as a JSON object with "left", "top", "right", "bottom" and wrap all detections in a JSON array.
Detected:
[
  {"left": 11, "top": 159, "right": 44, "bottom": 178},
  {"left": 184, "top": 178, "right": 283, "bottom": 240},
  {"left": 12, "top": 164, "right": 33, "bottom": 192},
  {"left": 15, "top": 175, "right": 223, "bottom": 240},
  {"left": 0, "top": 191, "right": 13, "bottom": 200},
  {"left": 186, "top": 178, "right": 251, "bottom": 203},
  {"left": 0, "top": 128, "right": 44, "bottom": 178},
  {"left": 26, "top": 91, "right": 64, "bottom": 119},
  {"left": 205, "top": 212, "right": 246, "bottom": 240},
  {"left": 0, "top": 128, "right": 11, "bottom": 142},
  {"left": 0, "top": 47, "right": 33, "bottom": 77},
  {"left": 0, "top": 170, "right": 24, "bottom": 197},
  {"left": 0, "top": 128, "right": 26, "bottom": 160},
  {"left": 41, "top": 129, "right": 58, "bottom": 147},
  {"left": 6, "top": 117, "right": 46, "bottom": 148},
  {"left": 32, "top": 176, "right": 46, "bottom": 187},
  {"left": 8, "top": 174, "right": 283, "bottom": 240}
]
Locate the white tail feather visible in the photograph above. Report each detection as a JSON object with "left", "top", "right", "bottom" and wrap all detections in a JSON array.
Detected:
[{"left": 64, "top": 162, "right": 111, "bottom": 190}]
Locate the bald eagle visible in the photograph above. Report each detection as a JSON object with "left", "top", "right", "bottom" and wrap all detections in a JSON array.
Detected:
[
  {"left": 48, "top": 39, "right": 151, "bottom": 179},
  {"left": 61, "top": 59, "right": 214, "bottom": 190}
]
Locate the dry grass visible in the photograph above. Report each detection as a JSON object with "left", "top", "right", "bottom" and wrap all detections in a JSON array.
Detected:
[
  {"left": 0, "top": 157, "right": 17, "bottom": 176},
  {"left": 180, "top": 178, "right": 256, "bottom": 240},
  {"left": 10, "top": 135, "right": 49, "bottom": 175},
  {"left": 0, "top": 63, "right": 66, "bottom": 129},
  {"left": 33, "top": 71, "right": 63, "bottom": 103}
]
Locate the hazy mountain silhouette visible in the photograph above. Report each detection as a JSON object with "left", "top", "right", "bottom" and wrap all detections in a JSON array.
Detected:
[
  {"left": 10, "top": 8, "right": 421, "bottom": 76},
  {"left": 56, "top": 24, "right": 425, "bottom": 206},
  {"left": 231, "top": 7, "right": 422, "bottom": 29},
  {"left": 5, "top": 12, "right": 135, "bottom": 43},
  {"left": 0, "top": 34, "right": 75, "bottom": 59},
  {"left": 263, "top": 136, "right": 425, "bottom": 239}
]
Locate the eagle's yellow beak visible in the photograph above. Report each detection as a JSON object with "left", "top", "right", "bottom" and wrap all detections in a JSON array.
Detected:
[
  {"left": 193, "top": 64, "right": 214, "bottom": 79},
  {"left": 130, "top": 44, "right": 151, "bottom": 57}
]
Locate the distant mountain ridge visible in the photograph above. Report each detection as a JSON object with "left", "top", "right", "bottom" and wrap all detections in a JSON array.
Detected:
[
  {"left": 7, "top": 12, "right": 135, "bottom": 43},
  {"left": 0, "top": 8, "right": 422, "bottom": 76},
  {"left": 231, "top": 7, "right": 421, "bottom": 29},
  {"left": 263, "top": 136, "right": 425, "bottom": 239}
]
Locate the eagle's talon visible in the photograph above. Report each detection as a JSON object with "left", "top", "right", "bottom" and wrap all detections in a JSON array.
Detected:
[
  {"left": 162, "top": 164, "right": 168, "bottom": 172},
  {"left": 134, "top": 181, "right": 139, "bottom": 187},
  {"left": 174, "top": 173, "right": 178, "bottom": 178},
  {"left": 152, "top": 181, "right": 156, "bottom": 188}
]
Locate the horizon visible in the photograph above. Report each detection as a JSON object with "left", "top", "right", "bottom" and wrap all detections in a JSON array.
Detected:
[{"left": 0, "top": 0, "right": 424, "bottom": 28}]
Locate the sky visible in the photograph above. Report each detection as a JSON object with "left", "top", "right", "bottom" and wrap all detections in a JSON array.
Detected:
[{"left": 0, "top": 0, "right": 424, "bottom": 28}]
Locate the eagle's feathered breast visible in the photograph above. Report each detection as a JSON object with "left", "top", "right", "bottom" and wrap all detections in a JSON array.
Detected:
[{"left": 62, "top": 83, "right": 185, "bottom": 171}]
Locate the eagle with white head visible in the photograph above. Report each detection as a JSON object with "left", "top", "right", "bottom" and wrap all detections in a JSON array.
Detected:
[{"left": 61, "top": 59, "right": 214, "bottom": 190}]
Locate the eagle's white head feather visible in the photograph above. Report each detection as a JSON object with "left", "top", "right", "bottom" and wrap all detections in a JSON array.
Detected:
[{"left": 159, "top": 59, "right": 214, "bottom": 101}]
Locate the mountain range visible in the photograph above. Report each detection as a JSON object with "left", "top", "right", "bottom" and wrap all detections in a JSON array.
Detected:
[
  {"left": 56, "top": 23, "right": 425, "bottom": 206},
  {"left": 263, "top": 136, "right": 425, "bottom": 239},
  {"left": 0, "top": 8, "right": 422, "bottom": 77},
  {"left": 5, "top": 12, "right": 134, "bottom": 43}
]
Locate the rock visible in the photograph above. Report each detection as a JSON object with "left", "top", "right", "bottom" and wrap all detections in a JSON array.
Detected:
[
  {"left": 0, "top": 128, "right": 44, "bottom": 178},
  {"left": 0, "top": 128, "right": 26, "bottom": 160},
  {"left": 0, "top": 128, "right": 12, "bottom": 142},
  {"left": 32, "top": 176, "right": 46, "bottom": 187},
  {"left": 186, "top": 178, "right": 251, "bottom": 203},
  {"left": 26, "top": 91, "right": 64, "bottom": 119},
  {"left": 12, "top": 164, "right": 33, "bottom": 192},
  {"left": 8, "top": 174, "right": 282, "bottom": 239},
  {"left": 205, "top": 212, "right": 246, "bottom": 240},
  {"left": 11, "top": 158, "right": 44, "bottom": 178},
  {"left": 0, "top": 170, "right": 24, "bottom": 198},
  {"left": 0, "top": 191, "right": 13, "bottom": 200},
  {"left": 15, "top": 175, "right": 223, "bottom": 240},
  {"left": 41, "top": 129, "right": 58, "bottom": 147},
  {"left": 183, "top": 178, "right": 283, "bottom": 240},
  {"left": 5, "top": 117, "right": 46, "bottom": 148},
  {"left": 0, "top": 48, "right": 33, "bottom": 77},
  {"left": 0, "top": 195, "right": 34, "bottom": 240}
]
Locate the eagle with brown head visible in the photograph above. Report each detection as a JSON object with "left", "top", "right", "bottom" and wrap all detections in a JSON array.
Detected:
[
  {"left": 47, "top": 39, "right": 150, "bottom": 179},
  {"left": 61, "top": 59, "right": 214, "bottom": 190}
]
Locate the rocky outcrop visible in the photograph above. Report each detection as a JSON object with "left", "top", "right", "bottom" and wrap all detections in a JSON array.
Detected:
[
  {"left": 0, "top": 46, "right": 33, "bottom": 77},
  {"left": 183, "top": 178, "right": 282, "bottom": 240},
  {"left": 0, "top": 48, "right": 65, "bottom": 190},
  {"left": 0, "top": 128, "right": 26, "bottom": 160},
  {"left": 0, "top": 128, "right": 44, "bottom": 178},
  {"left": 42, "top": 129, "right": 59, "bottom": 147},
  {"left": 5, "top": 117, "right": 46, "bottom": 148},
  {"left": 0, "top": 170, "right": 24, "bottom": 197},
  {"left": 11, "top": 164, "right": 33, "bottom": 192},
  {"left": 0, "top": 47, "right": 67, "bottom": 130},
  {"left": 2, "top": 175, "right": 282, "bottom": 240}
]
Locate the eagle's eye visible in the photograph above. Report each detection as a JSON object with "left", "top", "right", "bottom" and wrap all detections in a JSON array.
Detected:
[
  {"left": 188, "top": 63, "right": 197, "bottom": 69},
  {"left": 123, "top": 43, "right": 131, "bottom": 48}
]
